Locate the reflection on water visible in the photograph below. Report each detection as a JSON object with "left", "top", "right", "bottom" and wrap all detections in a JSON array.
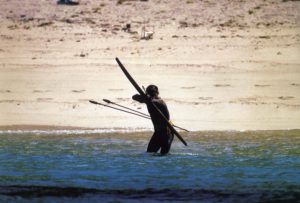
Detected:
[{"left": 0, "top": 130, "right": 299, "bottom": 202}]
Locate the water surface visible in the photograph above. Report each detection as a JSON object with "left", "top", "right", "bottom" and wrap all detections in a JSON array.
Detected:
[{"left": 0, "top": 130, "right": 299, "bottom": 202}]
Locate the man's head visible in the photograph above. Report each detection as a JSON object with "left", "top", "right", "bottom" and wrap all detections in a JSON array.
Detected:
[{"left": 146, "top": 85, "right": 159, "bottom": 97}]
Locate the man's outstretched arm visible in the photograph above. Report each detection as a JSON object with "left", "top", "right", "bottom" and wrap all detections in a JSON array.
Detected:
[{"left": 132, "top": 94, "right": 147, "bottom": 103}]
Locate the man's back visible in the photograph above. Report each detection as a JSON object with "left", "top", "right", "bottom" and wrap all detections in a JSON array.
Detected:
[{"left": 146, "top": 97, "right": 169, "bottom": 131}]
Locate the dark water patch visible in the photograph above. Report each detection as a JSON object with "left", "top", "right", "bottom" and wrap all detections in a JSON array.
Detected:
[{"left": 1, "top": 185, "right": 299, "bottom": 202}]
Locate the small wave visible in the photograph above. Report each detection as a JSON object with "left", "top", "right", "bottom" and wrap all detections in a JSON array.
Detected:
[{"left": 170, "top": 152, "right": 200, "bottom": 156}]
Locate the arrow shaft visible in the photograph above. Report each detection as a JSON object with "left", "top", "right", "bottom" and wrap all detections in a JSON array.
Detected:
[
  {"left": 90, "top": 100, "right": 150, "bottom": 120},
  {"left": 104, "top": 99, "right": 149, "bottom": 118},
  {"left": 172, "top": 125, "right": 189, "bottom": 132}
]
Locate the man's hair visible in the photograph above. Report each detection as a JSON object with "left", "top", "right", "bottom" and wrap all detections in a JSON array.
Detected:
[{"left": 146, "top": 85, "right": 159, "bottom": 97}]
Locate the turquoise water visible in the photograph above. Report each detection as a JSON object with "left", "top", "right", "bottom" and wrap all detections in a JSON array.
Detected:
[{"left": 0, "top": 130, "right": 299, "bottom": 202}]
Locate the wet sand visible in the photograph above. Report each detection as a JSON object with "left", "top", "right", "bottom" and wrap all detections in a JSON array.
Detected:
[{"left": 0, "top": 0, "right": 300, "bottom": 131}]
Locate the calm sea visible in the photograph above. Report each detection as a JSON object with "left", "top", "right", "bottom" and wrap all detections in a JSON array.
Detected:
[{"left": 0, "top": 129, "right": 299, "bottom": 202}]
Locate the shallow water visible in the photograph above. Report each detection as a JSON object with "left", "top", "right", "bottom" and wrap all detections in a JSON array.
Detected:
[{"left": 0, "top": 130, "right": 299, "bottom": 202}]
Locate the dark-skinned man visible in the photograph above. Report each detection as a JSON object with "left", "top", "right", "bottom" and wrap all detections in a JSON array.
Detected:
[{"left": 132, "top": 85, "right": 174, "bottom": 155}]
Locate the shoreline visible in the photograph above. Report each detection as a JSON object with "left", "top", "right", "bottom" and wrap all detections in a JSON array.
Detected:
[{"left": 0, "top": 124, "right": 299, "bottom": 133}]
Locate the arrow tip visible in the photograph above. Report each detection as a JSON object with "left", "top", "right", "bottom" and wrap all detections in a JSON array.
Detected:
[
  {"left": 89, "top": 100, "right": 97, "bottom": 104},
  {"left": 103, "top": 99, "right": 110, "bottom": 103}
]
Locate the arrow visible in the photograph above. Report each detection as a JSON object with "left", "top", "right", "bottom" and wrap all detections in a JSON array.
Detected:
[
  {"left": 89, "top": 100, "right": 150, "bottom": 119},
  {"left": 103, "top": 99, "right": 149, "bottom": 118}
]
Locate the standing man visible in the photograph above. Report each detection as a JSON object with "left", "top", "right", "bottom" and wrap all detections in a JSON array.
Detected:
[{"left": 132, "top": 85, "right": 174, "bottom": 155}]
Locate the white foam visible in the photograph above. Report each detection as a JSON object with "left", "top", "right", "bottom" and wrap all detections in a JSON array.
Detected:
[{"left": 0, "top": 128, "right": 152, "bottom": 135}]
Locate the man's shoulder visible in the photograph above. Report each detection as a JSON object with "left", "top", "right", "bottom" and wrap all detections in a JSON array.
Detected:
[{"left": 152, "top": 97, "right": 166, "bottom": 106}]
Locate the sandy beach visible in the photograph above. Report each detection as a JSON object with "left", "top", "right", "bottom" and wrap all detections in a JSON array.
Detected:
[{"left": 0, "top": 0, "right": 300, "bottom": 131}]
